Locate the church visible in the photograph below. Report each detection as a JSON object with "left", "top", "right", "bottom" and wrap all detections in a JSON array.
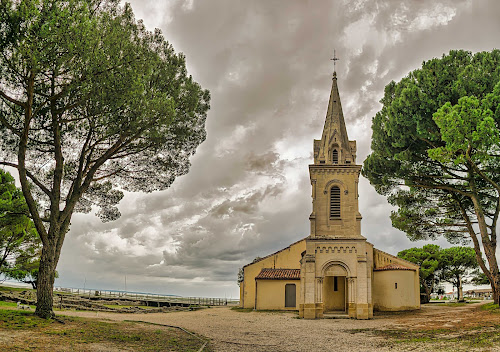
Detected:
[{"left": 239, "top": 70, "right": 420, "bottom": 319}]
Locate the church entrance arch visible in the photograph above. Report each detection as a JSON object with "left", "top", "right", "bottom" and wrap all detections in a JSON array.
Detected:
[{"left": 322, "top": 262, "right": 348, "bottom": 313}]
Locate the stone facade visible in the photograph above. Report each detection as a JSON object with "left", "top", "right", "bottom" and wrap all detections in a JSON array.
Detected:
[{"left": 240, "top": 71, "right": 420, "bottom": 319}]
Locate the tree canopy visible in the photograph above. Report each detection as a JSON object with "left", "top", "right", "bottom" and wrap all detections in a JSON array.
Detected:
[
  {"left": 0, "top": 0, "right": 210, "bottom": 318},
  {"left": 439, "top": 246, "right": 478, "bottom": 301},
  {"left": 363, "top": 49, "right": 500, "bottom": 304},
  {"left": 398, "top": 244, "right": 441, "bottom": 301},
  {"left": 399, "top": 245, "right": 481, "bottom": 302},
  {"left": 0, "top": 169, "right": 41, "bottom": 279}
]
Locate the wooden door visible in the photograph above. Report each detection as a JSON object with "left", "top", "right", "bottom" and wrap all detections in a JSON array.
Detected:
[{"left": 285, "top": 284, "right": 296, "bottom": 307}]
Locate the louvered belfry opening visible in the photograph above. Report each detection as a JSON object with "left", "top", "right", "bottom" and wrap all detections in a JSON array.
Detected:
[
  {"left": 330, "top": 186, "right": 341, "bottom": 218},
  {"left": 332, "top": 149, "right": 338, "bottom": 164}
]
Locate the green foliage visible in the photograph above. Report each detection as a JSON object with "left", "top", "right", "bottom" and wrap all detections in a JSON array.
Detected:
[
  {"left": 399, "top": 245, "right": 481, "bottom": 301},
  {"left": 439, "top": 246, "right": 479, "bottom": 291},
  {"left": 471, "top": 271, "right": 490, "bottom": 285},
  {"left": 0, "top": 0, "right": 210, "bottom": 221},
  {"left": 364, "top": 49, "right": 500, "bottom": 238},
  {"left": 0, "top": 169, "right": 41, "bottom": 280},
  {"left": 237, "top": 267, "right": 244, "bottom": 286},
  {"left": 363, "top": 49, "right": 500, "bottom": 302},
  {"left": 398, "top": 245, "right": 441, "bottom": 298},
  {"left": 7, "top": 251, "right": 58, "bottom": 289},
  {"left": 481, "top": 302, "right": 500, "bottom": 313},
  {"left": 430, "top": 92, "right": 500, "bottom": 165},
  {"left": 0, "top": 0, "right": 210, "bottom": 317}
]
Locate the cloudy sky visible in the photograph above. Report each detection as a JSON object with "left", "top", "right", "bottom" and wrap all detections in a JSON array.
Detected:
[{"left": 51, "top": 0, "right": 500, "bottom": 298}]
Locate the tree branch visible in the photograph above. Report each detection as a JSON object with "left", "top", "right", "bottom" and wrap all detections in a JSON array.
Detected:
[
  {"left": 0, "top": 161, "right": 52, "bottom": 198},
  {"left": 401, "top": 182, "right": 472, "bottom": 197},
  {"left": 0, "top": 89, "right": 26, "bottom": 108},
  {"left": 465, "top": 149, "right": 500, "bottom": 193},
  {"left": 0, "top": 111, "right": 22, "bottom": 137},
  {"left": 17, "top": 72, "right": 49, "bottom": 245}
]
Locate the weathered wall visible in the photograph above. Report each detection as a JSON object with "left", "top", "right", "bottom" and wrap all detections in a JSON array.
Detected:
[
  {"left": 240, "top": 239, "right": 305, "bottom": 308},
  {"left": 309, "top": 165, "right": 362, "bottom": 239},
  {"left": 255, "top": 280, "right": 300, "bottom": 310},
  {"left": 372, "top": 270, "right": 420, "bottom": 311}
]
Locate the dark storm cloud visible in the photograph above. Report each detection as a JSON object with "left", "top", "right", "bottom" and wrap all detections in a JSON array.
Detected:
[
  {"left": 54, "top": 0, "right": 500, "bottom": 297},
  {"left": 245, "top": 152, "right": 282, "bottom": 174}
]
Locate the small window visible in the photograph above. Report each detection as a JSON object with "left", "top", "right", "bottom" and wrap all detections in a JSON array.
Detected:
[
  {"left": 334, "top": 277, "right": 338, "bottom": 292},
  {"left": 320, "top": 160, "right": 325, "bottom": 164},
  {"left": 332, "top": 149, "right": 338, "bottom": 164},
  {"left": 330, "top": 186, "right": 341, "bottom": 218},
  {"left": 395, "top": 283, "right": 398, "bottom": 289}
]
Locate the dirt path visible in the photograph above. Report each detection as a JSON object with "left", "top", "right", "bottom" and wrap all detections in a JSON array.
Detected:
[{"left": 60, "top": 302, "right": 499, "bottom": 352}]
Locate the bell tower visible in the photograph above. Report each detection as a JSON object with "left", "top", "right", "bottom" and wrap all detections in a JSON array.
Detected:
[
  {"left": 299, "top": 69, "right": 372, "bottom": 321},
  {"left": 309, "top": 72, "right": 363, "bottom": 239}
]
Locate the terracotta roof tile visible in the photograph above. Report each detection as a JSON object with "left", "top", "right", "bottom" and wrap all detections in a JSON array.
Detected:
[
  {"left": 255, "top": 268, "right": 301, "bottom": 280},
  {"left": 374, "top": 264, "right": 415, "bottom": 271}
]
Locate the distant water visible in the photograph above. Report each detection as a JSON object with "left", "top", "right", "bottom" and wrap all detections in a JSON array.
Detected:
[
  {"left": 1, "top": 281, "right": 31, "bottom": 289},
  {"left": 2, "top": 281, "right": 237, "bottom": 301}
]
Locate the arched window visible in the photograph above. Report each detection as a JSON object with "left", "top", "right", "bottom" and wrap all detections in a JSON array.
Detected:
[
  {"left": 332, "top": 149, "right": 338, "bottom": 164},
  {"left": 330, "top": 186, "right": 341, "bottom": 218}
]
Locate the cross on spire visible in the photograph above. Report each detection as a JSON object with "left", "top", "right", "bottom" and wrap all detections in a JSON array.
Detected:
[{"left": 330, "top": 49, "right": 339, "bottom": 72}]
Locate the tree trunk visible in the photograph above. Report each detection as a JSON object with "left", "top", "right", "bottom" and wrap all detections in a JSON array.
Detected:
[
  {"left": 470, "top": 193, "right": 499, "bottom": 306},
  {"left": 422, "top": 282, "right": 432, "bottom": 302},
  {"left": 458, "top": 276, "right": 464, "bottom": 302},
  {"left": 35, "top": 244, "right": 57, "bottom": 319},
  {"left": 492, "top": 274, "right": 500, "bottom": 305},
  {"left": 482, "top": 244, "right": 499, "bottom": 305}
]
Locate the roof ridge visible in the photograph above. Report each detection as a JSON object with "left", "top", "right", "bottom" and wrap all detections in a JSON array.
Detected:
[
  {"left": 243, "top": 237, "right": 306, "bottom": 268},
  {"left": 374, "top": 263, "right": 416, "bottom": 271},
  {"left": 374, "top": 248, "right": 420, "bottom": 269}
]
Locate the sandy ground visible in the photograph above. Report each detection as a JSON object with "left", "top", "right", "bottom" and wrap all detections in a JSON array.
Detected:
[
  {"left": 62, "top": 307, "right": 385, "bottom": 351},
  {"left": 59, "top": 302, "right": 500, "bottom": 352}
]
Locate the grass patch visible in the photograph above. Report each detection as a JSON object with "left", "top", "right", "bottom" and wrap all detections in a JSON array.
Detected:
[
  {"left": 0, "top": 308, "right": 211, "bottom": 351},
  {"left": 0, "top": 301, "right": 36, "bottom": 310},
  {"left": 230, "top": 307, "right": 253, "bottom": 313},
  {"left": 480, "top": 302, "right": 500, "bottom": 313},
  {"left": 345, "top": 324, "right": 500, "bottom": 349},
  {"left": 0, "top": 285, "right": 32, "bottom": 293},
  {"left": 0, "top": 308, "right": 52, "bottom": 329},
  {"left": 432, "top": 302, "right": 468, "bottom": 307}
]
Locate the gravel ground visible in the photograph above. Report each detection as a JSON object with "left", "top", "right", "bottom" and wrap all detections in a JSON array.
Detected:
[
  {"left": 61, "top": 307, "right": 400, "bottom": 351},
  {"left": 60, "top": 303, "right": 499, "bottom": 352}
]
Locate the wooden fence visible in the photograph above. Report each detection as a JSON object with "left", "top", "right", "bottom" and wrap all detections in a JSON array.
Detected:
[{"left": 53, "top": 286, "right": 239, "bottom": 306}]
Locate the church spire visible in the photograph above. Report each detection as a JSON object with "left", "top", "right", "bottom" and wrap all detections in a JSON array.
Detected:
[{"left": 313, "top": 70, "right": 356, "bottom": 165}]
